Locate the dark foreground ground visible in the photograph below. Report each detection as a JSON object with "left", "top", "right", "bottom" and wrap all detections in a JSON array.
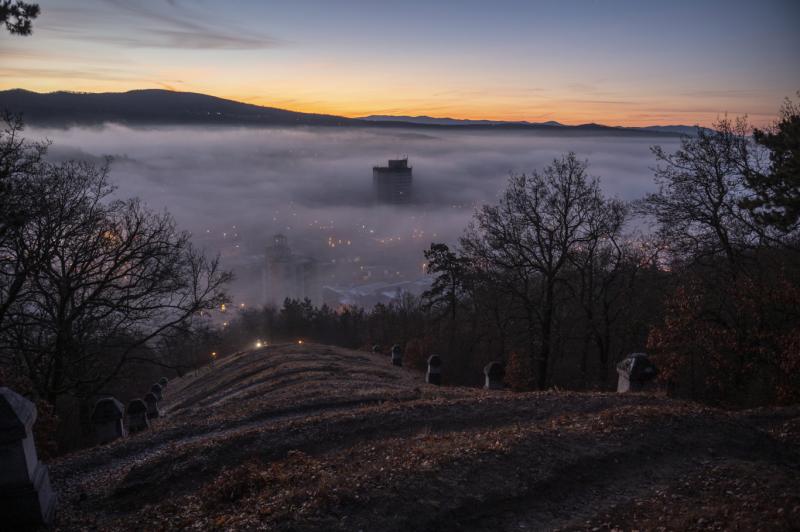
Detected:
[{"left": 48, "top": 344, "right": 800, "bottom": 531}]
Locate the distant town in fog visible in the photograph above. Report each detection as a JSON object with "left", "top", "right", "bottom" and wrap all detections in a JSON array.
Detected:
[{"left": 32, "top": 123, "right": 681, "bottom": 309}]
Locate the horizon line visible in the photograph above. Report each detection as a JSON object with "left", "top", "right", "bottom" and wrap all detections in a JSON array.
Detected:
[{"left": 1, "top": 86, "right": 764, "bottom": 129}]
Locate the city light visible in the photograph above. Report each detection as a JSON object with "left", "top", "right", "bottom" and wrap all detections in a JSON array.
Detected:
[
  {"left": 297, "top": 339, "right": 304, "bottom": 345},
  {"left": 255, "top": 340, "right": 263, "bottom": 348}
]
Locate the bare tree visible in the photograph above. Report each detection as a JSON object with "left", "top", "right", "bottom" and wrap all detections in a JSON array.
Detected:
[
  {"left": 641, "top": 113, "right": 800, "bottom": 406},
  {"left": 565, "top": 198, "right": 628, "bottom": 384},
  {"left": 1, "top": 156, "right": 231, "bottom": 403},
  {"left": 0, "top": 113, "right": 47, "bottom": 331},
  {"left": 641, "top": 117, "right": 766, "bottom": 271},
  {"left": 461, "top": 153, "right": 616, "bottom": 389}
]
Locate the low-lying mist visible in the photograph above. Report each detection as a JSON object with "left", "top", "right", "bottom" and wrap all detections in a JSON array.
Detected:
[{"left": 32, "top": 124, "right": 680, "bottom": 306}]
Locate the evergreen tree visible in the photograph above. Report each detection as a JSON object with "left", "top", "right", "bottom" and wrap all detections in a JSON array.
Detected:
[
  {"left": 1, "top": 1, "right": 39, "bottom": 35},
  {"left": 744, "top": 94, "right": 800, "bottom": 232}
]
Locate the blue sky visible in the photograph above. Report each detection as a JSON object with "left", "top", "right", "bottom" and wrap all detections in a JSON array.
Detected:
[{"left": 1, "top": 0, "right": 798, "bottom": 125}]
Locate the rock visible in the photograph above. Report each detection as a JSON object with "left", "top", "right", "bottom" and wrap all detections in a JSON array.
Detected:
[
  {"left": 150, "top": 383, "right": 163, "bottom": 401},
  {"left": 484, "top": 361, "right": 505, "bottom": 390},
  {"left": 126, "top": 399, "right": 149, "bottom": 433},
  {"left": 391, "top": 344, "right": 403, "bottom": 367},
  {"left": 426, "top": 354, "right": 442, "bottom": 385},
  {"left": 0, "top": 387, "right": 57, "bottom": 526},
  {"left": 144, "top": 392, "right": 160, "bottom": 419},
  {"left": 616, "top": 353, "right": 658, "bottom": 393},
  {"left": 91, "top": 396, "right": 127, "bottom": 444}
]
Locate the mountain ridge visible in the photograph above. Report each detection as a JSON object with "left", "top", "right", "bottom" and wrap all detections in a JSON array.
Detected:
[
  {"left": 359, "top": 114, "right": 566, "bottom": 127},
  {"left": 361, "top": 113, "right": 704, "bottom": 135},
  {"left": 0, "top": 88, "right": 689, "bottom": 135}
]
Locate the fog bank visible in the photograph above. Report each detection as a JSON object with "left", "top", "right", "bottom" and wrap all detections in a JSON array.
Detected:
[{"left": 32, "top": 125, "right": 680, "bottom": 306}]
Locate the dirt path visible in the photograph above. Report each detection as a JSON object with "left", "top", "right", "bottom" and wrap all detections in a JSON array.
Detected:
[{"left": 48, "top": 344, "right": 800, "bottom": 531}]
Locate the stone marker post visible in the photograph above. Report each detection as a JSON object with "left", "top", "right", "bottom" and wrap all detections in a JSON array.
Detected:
[
  {"left": 144, "top": 392, "right": 160, "bottom": 419},
  {"left": 150, "top": 383, "right": 163, "bottom": 402},
  {"left": 91, "top": 397, "right": 127, "bottom": 444},
  {"left": 426, "top": 354, "right": 442, "bottom": 385},
  {"left": 616, "top": 353, "right": 658, "bottom": 392},
  {"left": 126, "top": 399, "right": 149, "bottom": 433},
  {"left": 483, "top": 361, "right": 505, "bottom": 390},
  {"left": 0, "top": 387, "right": 57, "bottom": 526},
  {"left": 391, "top": 344, "right": 403, "bottom": 367}
]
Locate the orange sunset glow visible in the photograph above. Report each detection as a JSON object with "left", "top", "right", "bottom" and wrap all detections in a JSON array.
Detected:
[{"left": 2, "top": 1, "right": 798, "bottom": 127}]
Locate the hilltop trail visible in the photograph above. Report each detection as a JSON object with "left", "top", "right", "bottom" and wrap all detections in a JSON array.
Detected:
[{"left": 50, "top": 344, "right": 800, "bottom": 531}]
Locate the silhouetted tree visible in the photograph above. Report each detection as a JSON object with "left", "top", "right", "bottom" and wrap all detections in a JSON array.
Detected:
[
  {"left": 565, "top": 199, "right": 647, "bottom": 385},
  {"left": 461, "top": 153, "right": 617, "bottom": 389},
  {"left": 643, "top": 109, "right": 800, "bottom": 406},
  {"left": 642, "top": 117, "right": 764, "bottom": 271},
  {"left": 743, "top": 93, "right": 800, "bottom": 234},
  {"left": 0, "top": 0, "right": 39, "bottom": 35},
  {"left": 422, "top": 243, "right": 470, "bottom": 355},
  {"left": 1, "top": 156, "right": 231, "bottom": 403},
  {"left": 0, "top": 113, "right": 47, "bottom": 332}
]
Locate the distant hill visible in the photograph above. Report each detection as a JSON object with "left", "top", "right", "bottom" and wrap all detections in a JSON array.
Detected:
[
  {"left": 362, "top": 114, "right": 704, "bottom": 135},
  {"left": 360, "top": 114, "right": 565, "bottom": 127},
  {"left": 0, "top": 88, "right": 358, "bottom": 127},
  {"left": 0, "top": 88, "right": 685, "bottom": 135},
  {"left": 633, "top": 125, "right": 707, "bottom": 136}
]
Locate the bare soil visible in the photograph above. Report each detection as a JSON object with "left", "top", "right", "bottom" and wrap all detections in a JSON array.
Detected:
[{"left": 47, "top": 344, "right": 800, "bottom": 531}]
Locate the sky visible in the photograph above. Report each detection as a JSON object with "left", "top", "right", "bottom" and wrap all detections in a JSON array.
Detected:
[{"left": 1, "top": 0, "right": 798, "bottom": 126}]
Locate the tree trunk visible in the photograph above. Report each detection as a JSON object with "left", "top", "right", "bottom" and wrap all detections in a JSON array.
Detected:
[{"left": 537, "top": 278, "right": 555, "bottom": 390}]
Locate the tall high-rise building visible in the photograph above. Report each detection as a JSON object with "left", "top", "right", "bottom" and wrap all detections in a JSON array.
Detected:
[
  {"left": 373, "top": 158, "right": 413, "bottom": 204},
  {"left": 262, "top": 234, "right": 319, "bottom": 306}
]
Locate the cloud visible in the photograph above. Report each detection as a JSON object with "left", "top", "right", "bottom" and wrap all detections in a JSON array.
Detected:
[
  {"left": 84, "top": 28, "right": 279, "bottom": 50},
  {"left": 567, "top": 83, "right": 601, "bottom": 94},
  {"left": 154, "top": 81, "right": 182, "bottom": 91},
  {"left": 99, "top": 0, "right": 279, "bottom": 49},
  {"left": 565, "top": 99, "right": 636, "bottom": 107},
  {"left": 0, "top": 64, "right": 185, "bottom": 97},
  {"left": 680, "top": 89, "right": 763, "bottom": 99},
  {"left": 0, "top": 66, "right": 140, "bottom": 82},
  {"left": 43, "top": 0, "right": 280, "bottom": 50}
]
